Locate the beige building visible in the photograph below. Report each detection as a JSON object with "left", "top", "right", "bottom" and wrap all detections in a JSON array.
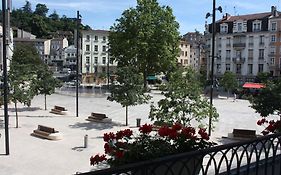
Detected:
[
  {"left": 81, "top": 30, "right": 117, "bottom": 85},
  {"left": 178, "top": 40, "right": 190, "bottom": 67}
]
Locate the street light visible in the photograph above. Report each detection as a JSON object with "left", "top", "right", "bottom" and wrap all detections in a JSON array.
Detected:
[
  {"left": 76, "top": 11, "right": 81, "bottom": 117},
  {"left": 206, "top": 0, "right": 222, "bottom": 136},
  {"left": 107, "top": 46, "right": 110, "bottom": 91}
]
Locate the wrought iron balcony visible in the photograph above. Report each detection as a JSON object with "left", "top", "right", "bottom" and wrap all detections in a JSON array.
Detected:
[
  {"left": 268, "top": 52, "right": 276, "bottom": 57},
  {"left": 232, "top": 57, "right": 245, "bottom": 64},
  {"left": 233, "top": 43, "right": 246, "bottom": 48},
  {"left": 79, "top": 132, "right": 281, "bottom": 175}
]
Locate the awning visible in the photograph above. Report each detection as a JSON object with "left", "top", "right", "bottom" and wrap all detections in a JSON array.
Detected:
[
  {"left": 147, "top": 75, "right": 156, "bottom": 80},
  {"left": 242, "top": 82, "right": 265, "bottom": 89}
]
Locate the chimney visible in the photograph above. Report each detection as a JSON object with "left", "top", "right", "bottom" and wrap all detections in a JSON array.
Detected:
[
  {"left": 222, "top": 13, "right": 230, "bottom": 20},
  {"left": 271, "top": 6, "right": 278, "bottom": 16}
]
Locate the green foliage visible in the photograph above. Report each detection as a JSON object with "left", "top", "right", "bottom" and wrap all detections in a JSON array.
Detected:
[
  {"left": 108, "top": 65, "right": 151, "bottom": 125},
  {"left": 34, "top": 3, "right": 49, "bottom": 17},
  {"left": 256, "top": 72, "right": 271, "bottom": 84},
  {"left": 109, "top": 0, "right": 180, "bottom": 88},
  {"left": 149, "top": 67, "right": 219, "bottom": 128},
  {"left": 220, "top": 71, "right": 238, "bottom": 96},
  {"left": 108, "top": 66, "right": 151, "bottom": 107},
  {"left": 250, "top": 79, "right": 281, "bottom": 117},
  {"left": 8, "top": 1, "right": 90, "bottom": 41}
]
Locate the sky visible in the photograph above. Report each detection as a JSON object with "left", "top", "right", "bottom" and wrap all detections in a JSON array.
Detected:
[{"left": 7, "top": 0, "right": 281, "bottom": 35}]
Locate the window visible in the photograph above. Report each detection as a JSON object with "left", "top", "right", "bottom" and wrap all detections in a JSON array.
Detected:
[
  {"left": 110, "top": 58, "right": 113, "bottom": 64},
  {"left": 259, "top": 35, "right": 264, "bottom": 45},
  {"left": 271, "top": 35, "right": 276, "bottom": 42},
  {"left": 249, "top": 36, "right": 254, "bottom": 46},
  {"left": 94, "top": 66, "right": 97, "bottom": 73},
  {"left": 102, "top": 46, "right": 107, "bottom": 52},
  {"left": 216, "top": 64, "right": 221, "bottom": 73},
  {"left": 248, "top": 64, "right": 253, "bottom": 74},
  {"left": 86, "top": 66, "right": 90, "bottom": 73},
  {"left": 86, "top": 57, "right": 90, "bottom": 64},
  {"left": 248, "top": 49, "right": 253, "bottom": 59},
  {"left": 258, "top": 64, "right": 264, "bottom": 73},
  {"left": 259, "top": 49, "right": 264, "bottom": 59},
  {"left": 181, "top": 51, "right": 184, "bottom": 56},
  {"left": 94, "top": 45, "right": 98, "bottom": 52},
  {"left": 236, "top": 50, "right": 242, "bottom": 58},
  {"left": 86, "top": 45, "right": 90, "bottom": 51},
  {"left": 253, "top": 21, "right": 261, "bottom": 31},
  {"left": 226, "top": 37, "right": 231, "bottom": 47},
  {"left": 94, "top": 36, "right": 98, "bottom": 41},
  {"left": 271, "top": 22, "right": 277, "bottom": 31},
  {"left": 218, "top": 50, "right": 221, "bottom": 58},
  {"left": 270, "top": 58, "right": 275, "bottom": 65},
  {"left": 226, "top": 64, "right": 230, "bottom": 71},
  {"left": 102, "top": 57, "right": 106, "bottom": 64},
  {"left": 94, "top": 57, "right": 98, "bottom": 64},
  {"left": 220, "top": 24, "right": 228, "bottom": 33},
  {"left": 103, "top": 36, "right": 106, "bottom": 42},
  {"left": 237, "top": 22, "right": 243, "bottom": 32},
  {"left": 185, "top": 51, "right": 188, "bottom": 57},
  {"left": 86, "top": 35, "right": 90, "bottom": 40},
  {"left": 236, "top": 64, "right": 242, "bottom": 74},
  {"left": 226, "top": 50, "right": 231, "bottom": 59}
]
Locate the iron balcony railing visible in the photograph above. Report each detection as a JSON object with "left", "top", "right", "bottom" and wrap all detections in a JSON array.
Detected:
[{"left": 78, "top": 132, "right": 281, "bottom": 175}]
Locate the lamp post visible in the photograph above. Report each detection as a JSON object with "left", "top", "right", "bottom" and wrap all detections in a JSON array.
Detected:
[
  {"left": 107, "top": 47, "right": 110, "bottom": 91},
  {"left": 206, "top": 0, "right": 222, "bottom": 136},
  {"left": 76, "top": 11, "right": 81, "bottom": 117},
  {"left": 2, "top": 0, "right": 9, "bottom": 155}
]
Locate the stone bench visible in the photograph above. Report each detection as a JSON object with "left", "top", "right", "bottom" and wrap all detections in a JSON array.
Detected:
[
  {"left": 50, "top": 105, "right": 67, "bottom": 115},
  {"left": 226, "top": 129, "right": 257, "bottom": 141},
  {"left": 86, "top": 112, "right": 112, "bottom": 123},
  {"left": 31, "top": 125, "right": 63, "bottom": 140}
]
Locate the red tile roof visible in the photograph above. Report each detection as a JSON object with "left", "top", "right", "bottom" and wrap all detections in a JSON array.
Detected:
[{"left": 219, "top": 12, "right": 272, "bottom": 23}]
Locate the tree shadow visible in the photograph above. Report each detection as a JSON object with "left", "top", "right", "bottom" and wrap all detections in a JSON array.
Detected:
[
  {"left": 8, "top": 107, "right": 41, "bottom": 112},
  {"left": 69, "top": 121, "right": 123, "bottom": 131}
]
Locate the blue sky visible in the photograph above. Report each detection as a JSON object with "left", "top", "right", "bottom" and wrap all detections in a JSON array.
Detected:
[{"left": 9, "top": 0, "right": 281, "bottom": 35}]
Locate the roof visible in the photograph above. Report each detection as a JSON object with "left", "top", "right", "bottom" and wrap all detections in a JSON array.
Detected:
[
  {"left": 243, "top": 82, "right": 265, "bottom": 89},
  {"left": 81, "top": 29, "right": 109, "bottom": 34},
  {"left": 219, "top": 12, "right": 272, "bottom": 23},
  {"left": 14, "top": 38, "right": 50, "bottom": 42}
]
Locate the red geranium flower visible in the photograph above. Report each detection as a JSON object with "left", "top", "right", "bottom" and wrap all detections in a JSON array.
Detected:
[
  {"left": 172, "top": 123, "right": 182, "bottom": 131},
  {"left": 90, "top": 154, "right": 107, "bottom": 165},
  {"left": 104, "top": 143, "right": 113, "bottom": 154},
  {"left": 168, "top": 129, "right": 178, "bottom": 139},
  {"left": 103, "top": 132, "right": 116, "bottom": 142},
  {"left": 158, "top": 126, "right": 170, "bottom": 137},
  {"left": 139, "top": 124, "right": 153, "bottom": 134},
  {"left": 181, "top": 127, "right": 196, "bottom": 139},
  {"left": 115, "top": 150, "right": 124, "bottom": 159},
  {"left": 198, "top": 128, "right": 209, "bottom": 140}
]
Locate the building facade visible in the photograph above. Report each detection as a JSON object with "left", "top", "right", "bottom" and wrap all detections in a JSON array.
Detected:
[
  {"left": 81, "top": 30, "right": 117, "bottom": 84},
  {"left": 205, "top": 6, "right": 281, "bottom": 83},
  {"left": 178, "top": 40, "right": 190, "bottom": 67},
  {"left": 0, "top": 26, "right": 13, "bottom": 73}
]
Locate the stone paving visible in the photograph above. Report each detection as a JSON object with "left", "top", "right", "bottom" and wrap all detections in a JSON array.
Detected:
[{"left": 0, "top": 91, "right": 277, "bottom": 175}]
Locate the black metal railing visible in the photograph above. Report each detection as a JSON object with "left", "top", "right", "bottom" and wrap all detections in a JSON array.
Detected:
[{"left": 78, "top": 132, "right": 281, "bottom": 175}]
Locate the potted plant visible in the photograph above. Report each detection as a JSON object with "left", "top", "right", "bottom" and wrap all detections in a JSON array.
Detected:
[{"left": 90, "top": 123, "right": 214, "bottom": 174}]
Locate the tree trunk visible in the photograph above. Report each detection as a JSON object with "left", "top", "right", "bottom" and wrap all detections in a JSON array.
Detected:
[
  {"left": 227, "top": 90, "right": 230, "bottom": 99},
  {"left": 143, "top": 70, "right": 147, "bottom": 90},
  {"left": 15, "top": 101, "right": 19, "bottom": 128},
  {"left": 44, "top": 94, "right": 47, "bottom": 110},
  {"left": 125, "top": 105, "right": 128, "bottom": 126}
]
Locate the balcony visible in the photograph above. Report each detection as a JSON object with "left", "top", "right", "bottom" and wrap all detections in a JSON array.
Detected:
[
  {"left": 84, "top": 51, "right": 90, "bottom": 55},
  {"left": 269, "top": 64, "right": 280, "bottom": 70},
  {"left": 248, "top": 43, "right": 254, "bottom": 47},
  {"left": 268, "top": 52, "right": 276, "bottom": 57},
  {"left": 226, "top": 43, "right": 231, "bottom": 47},
  {"left": 233, "top": 43, "right": 246, "bottom": 48},
  {"left": 93, "top": 51, "right": 99, "bottom": 55},
  {"left": 232, "top": 57, "right": 245, "bottom": 64},
  {"left": 259, "top": 42, "right": 265, "bottom": 47},
  {"left": 79, "top": 133, "right": 281, "bottom": 175}
]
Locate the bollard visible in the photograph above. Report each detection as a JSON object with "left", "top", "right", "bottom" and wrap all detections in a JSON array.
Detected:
[
  {"left": 84, "top": 134, "right": 88, "bottom": 148},
  {"left": 136, "top": 118, "right": 141, "bottom": 127}
]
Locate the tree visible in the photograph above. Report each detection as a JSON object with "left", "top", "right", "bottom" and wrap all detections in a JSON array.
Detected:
[
  {"left": 22, "top": 1, "right": 32, "bottom": 13},
  {"left": 34, "top": 65, "right": 62, "bottom": 110},
  {"left": 250, "top": 79, "right": 281, "bottom": 118},
  {"left": 34, "top": 3, "right": 49, "bottom": 17},
  {"left": 49, "top": 10, "right": 59, "bottom": 21},
  {"left": 108, "top": 65, "right": 151, "bottom": 126},
  {"left": 9, "top": 44, "right": 48, "bottom": 127},
  {"left": 109, "top": 0, "right": 180, "bottom": 89},
  {"left": 220, "top": 71, "right": 238, "bottom": 98},
  {"left": 255, "top": 72, "right": 271, "bottom": 84},
  {"left": 149, "top": 67, "right": 219, "bottom": 128}
]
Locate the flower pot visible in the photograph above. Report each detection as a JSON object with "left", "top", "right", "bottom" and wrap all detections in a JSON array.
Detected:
[{"left": 132, "top": 156, "right": 203, "bottom": 175}]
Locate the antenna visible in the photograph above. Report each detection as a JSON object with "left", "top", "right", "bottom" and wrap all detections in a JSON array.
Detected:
[{"left": 234, "top": 6, "right": 237, "bottom": 16}]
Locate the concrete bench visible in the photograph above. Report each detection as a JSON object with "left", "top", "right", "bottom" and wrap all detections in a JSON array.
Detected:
[
  {"left": 86, "top": 112, "right": 112, "bottom": 123},
  {"left": 31, "top": 125, "right": 62, "bottom": 140},
  {"left": 232, "top": 129, "right": 257, "bottom": 138},
  {"left": 50, "top": 105, "right": 67, "bottom": 115}
]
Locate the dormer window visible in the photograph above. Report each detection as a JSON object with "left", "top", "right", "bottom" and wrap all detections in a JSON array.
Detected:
[
  {"left": 253, "top": 21, "right": 261, "bottom": 32},
  {"left": 220, "top": 23, "right": 228, "bottom": 33},
  {"left": 237, "top": 22, "right": 243, "bottom": 32}
]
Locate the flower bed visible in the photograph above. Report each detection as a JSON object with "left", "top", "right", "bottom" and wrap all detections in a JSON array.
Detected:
[{"left": 90, "top": 123, "right": 214, "bottom": 167}]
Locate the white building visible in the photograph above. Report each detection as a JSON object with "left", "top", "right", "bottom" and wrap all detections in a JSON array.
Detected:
[
  {"left": 0, "top": 25, "right": 13, "bottom": 72},
  {"left": 205, "top": 6, "right": 280, "bottom": 83},
  {"left": 81, "top": 30, "right": 117, "bottom": 84},
  {"left": 63, "top": 45, "right": 77, "bottom": 71}
]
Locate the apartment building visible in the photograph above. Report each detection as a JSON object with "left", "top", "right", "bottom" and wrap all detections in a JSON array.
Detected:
[
  {"left": 178, "top": 40, "right": 190, "bottom": 67},
  {"left": 205, "top": 6, "right": 281, "bottom": 83},
  {"left": 183, "top": 32, "right": 207, "bottom": 71},
  {"left": 0, "top": 25, "right": 13, "bottom": 72},
  {"left": 63, "top": 45, "right": 77, "bottom": 71},
  {"left": 81, "top": 30, "right": 117, "bottom": 84}
]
